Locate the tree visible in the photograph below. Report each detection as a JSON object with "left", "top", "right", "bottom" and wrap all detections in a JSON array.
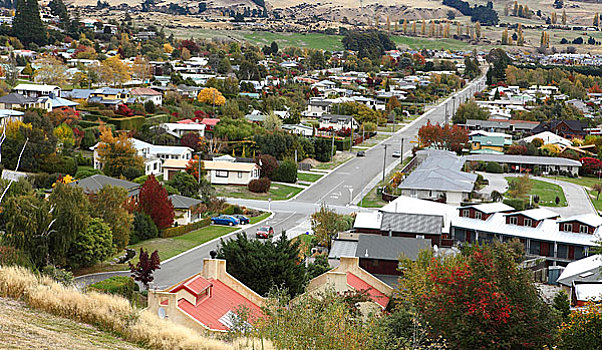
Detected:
[
  {"left": 257, "top": 154, "right": 278, "bottom": 178},
  {"left": 13, "top": 0, "right": 47, "bottom": 47},
  {"left": 311, "top": 205, "right": 354, "bottom": 249},
  {"left": 48, "top": 182, "right": 91, "bottom": 266},
  {"left": 216, "top": 233, "right": 307, "bottom": 297},
  {"left": 33, "top": 56, "right": 68, "bottom": 87},
  {"left": 562, "top": 10, "right": 567, "bottom": 25},
  {"left": 130, "top": 211, "right": 159, "bottom": 244},
  {"left": 132, "top": 55, "right": 152, "bottom": 82},
  {"left": 558, "top": 301, "right": 602, "bottom": 349},
  {"left": 453, "top": 100, "right": 490, "bottom": 124},
  {"left": 90, "top": 185, "right": 133, "bottom": 250},
  {"left": 98, "top": 56, "right": 131, "bottom": 86},
  {"left": 592, "top": 183, "right": 602, "bottom": 200},
  {"left": 139, "top": 175, "right": 174, "bottom": 230},
  {"left": 197, "top": 87, "right": 225, "bottom": 106},
  {"left": 397, "top": 242, "right": 559, "bottom": 348},
  {"left": 129, "top": 248, "right": 160, "bottom": 288},
  {"left": 418, "top": 121, "right": 469, "bottom": 153},
  {"left": 166, "top": 171, "right": 199, "bottom": 197},
  {"left": 553, "top": 290, "right": 571, "bottom": 321},
  {"left": 95, "top": 125, "right": 144, "bottom": 179},
  {"left": 272, "top": 160, "right": 297, "bottom": 183},
  {"left": 68, "top": 218, "right": 113, "bottom": 269},
  {"left": 507, "top": 173, "right": 532, "bottom": 198}
]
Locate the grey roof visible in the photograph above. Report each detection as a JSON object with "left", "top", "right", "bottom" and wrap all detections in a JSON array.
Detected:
[
  {"left": 463, "top": 154, "right": 581, "bottom": 167},
  {"left": 465, "top": 119, "right": 538, "bottom": 131},
  {"left": 320, "top": 114, "right": 354, "bottom": 122},
  {"left": 356, "top": 235, "right": 432, "bottom": 261},
  {"left": 0, "top": 92, "right": 36, "bottom": 104},
  {"left": 399, "top": 152, "right": 478, "bottom": 193},
  {"left": 557, "top": 267, "right": 602, "bottom": 287},
  {"left": 72, "top": 175, "right": 139, "bottom": 197},
  {"left": 62, "top": 89, "right": 94, "bottom": 99},
  {"left": 169, "top": 194, "right": 202, "bottom": 209},
  {"left": 328, "top": 240, "right": 358, "bottom": 260},
  {"left": 380, "top": 212, "right": 443, "bottom": 235}
]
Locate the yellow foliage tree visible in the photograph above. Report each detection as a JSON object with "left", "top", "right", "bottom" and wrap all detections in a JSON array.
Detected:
[
  {"left": 163, "top": 43, "right": 174, "bottom": 53},
  {"left": 197, "top": 87, "right": 226, "bottom": 106},
  {"left": 4, "top": 119, "right": 31, "bottom": 138},
  {"left": 33, "top": 56, "right": 69, "bottom": 87},
  {"left": 95, "top": 124, "right": 144, "bottom": 178},
  {"left": 99, "top": 56, "right": 131, "bottom": 86}
]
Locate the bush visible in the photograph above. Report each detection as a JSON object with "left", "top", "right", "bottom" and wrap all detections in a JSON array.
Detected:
[
  {"left": 31, "top": 173, "right": 62, "bottom": 189},
  {"left": 144, "top": 100, "right": 156, "bottom": 114},
  {"left": 122, "top": 166, "right": 144, "bottom": 180},
  {"left": 503, "top": 198, "right": 528, "bottom": 211},
  {"left": 485, "top": 162, "right": 503, "bottom": 173},
  {"left": 272, "top": 160, "right": 298, "bottom": 183},
  {"left": 39, "top": 155, "right": 77, "bottom": 175},
  {"left": 89, "top": 276, "right": 136, "bottom": 300},
  {"left": 107, "top": 116, "right": 145, "bottom": 131},
  {"left": 161, "top": 217, "right": 211, "bottom": 238},
  {"left": 75, "top": 167, "right": 103, "bottom": 179},
  {"left": 222, "top": 205, "right": 235, "bottom": 215},
  {"left": 130, "top": 212, "right": 159, "bottom": 244},
  {"left": 68, "top": 218, "right": 114, "bottom": 269},
  {"left": 248, "top": 177, "right": 271, "bottom": 193}
]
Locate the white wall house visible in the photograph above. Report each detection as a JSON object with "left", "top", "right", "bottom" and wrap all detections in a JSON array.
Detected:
[
  {"left": 204, "top": 161, "right": 260, "bottom": 185},
  {"left": 130, "top": 87, "right": 163, "bottom": 106},
  {"left": 13, "top": 83, "right": 60, "bottom": 98},
  {"left": 159, "top": 123, "right": 206, "bottom": 139},
  {"left": 319, "top": 114, "right": 359, "bottom": 131},
  {"left": 169, "top": 194, "right": 203, "bottom": 226}
]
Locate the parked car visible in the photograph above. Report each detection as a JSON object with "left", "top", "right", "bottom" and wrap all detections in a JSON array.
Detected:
[
  {"left": 211, "top": 215, "right": 239, "bottom": 226},
  {"left": 232, "top": 214, "right": 250, "bottom": 225},
  {"left": 392, "top": 151, "right": 401, "bottom": 158},
  {"left": 256, "top": 226, "right": 274, "bottom": 239},
  {"left": 356, "top": 151, "right": 365, "bottom": 157}
]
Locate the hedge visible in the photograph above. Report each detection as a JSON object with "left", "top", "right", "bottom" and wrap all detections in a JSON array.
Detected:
[
  {"left": 161, "top": 217, "right": 212, "bottom": 238},
  {"left": 78, "top": 120, "right": 103, "bottom": 128},
  {"left": 503, "top": 198, "right": 529, "bottom": 211},
  {"left": 485, "top": 162, "right": 503, "bottom": 173},
  {"left": 108, "top": 115, "right": 146, "bottom": 130},
  {"left": 89, "top": 276, "right": 137, "bottom": 300}
]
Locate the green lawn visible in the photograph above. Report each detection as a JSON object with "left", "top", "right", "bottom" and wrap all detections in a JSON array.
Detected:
[
  {"left": 297, "top": 172, "right": 324, "bottom": 183},
  {"left": 390, "top": 36, "right": 478, "bottom": 51},
  {"left": 505, "top": 177, "right": 567, "bottom": 207},
  {"left": 544, "top": 176, "right": 602, "bottom": 212},
  {"left": 377, "top": 124, "right": 404, "bottom": 133},
  {"left": 213, "top": 183, "right": 303, "bottom": 200},
  {"left": 314, "top": 153, "right": 354, "bottom": 170}
]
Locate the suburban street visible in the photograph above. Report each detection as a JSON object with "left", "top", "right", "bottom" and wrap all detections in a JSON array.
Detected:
[{"left": 76, "top": 72, "right": 488, "bottom": 290}]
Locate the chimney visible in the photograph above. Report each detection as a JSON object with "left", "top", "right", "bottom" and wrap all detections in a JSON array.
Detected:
[{"left": 202, "top": 258, "right": 226, "bottom": 279}]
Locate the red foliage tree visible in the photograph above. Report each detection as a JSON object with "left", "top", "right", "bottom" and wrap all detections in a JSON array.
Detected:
[
  {"left": 256, "top": 154, "right": 279, "bottom": 179},
  {"left": 185, "top": 155, "right": 205, "bottom": 180},
  {"left": 129, "top": 248, "right": 161, "bottom": 288},
  {"left": 180, "top": 132, "right": 202, "bottom": 151},
  {"left": 116, "top": 104, "right": 134, "bottom": 117},
  {"left": 139, "top": 175, "right": 174, "bottom": 229},
  {"left": 507, "top": 144, "right": 528, "bottom": 155},
  {"left": 580, "top": 157, "right": 602, "bottom": 175},
  {"left": 417, "top": 121, "right": 468, "bottom": 153}
]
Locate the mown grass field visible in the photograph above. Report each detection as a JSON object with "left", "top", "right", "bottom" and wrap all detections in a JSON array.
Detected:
[
  {"left": 297, "top": 172, "right": 324, "bottom": 183},
  {"left": 214, "top": 183, "right": 303, "bottom": 200},
  {"left": 505, "top": 177, "right": 567, "bottom": 207}
]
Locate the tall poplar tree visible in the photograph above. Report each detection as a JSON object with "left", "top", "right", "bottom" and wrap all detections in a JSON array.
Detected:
[{"left": 13, "top": 0, "right": 47, "bottom": 46}]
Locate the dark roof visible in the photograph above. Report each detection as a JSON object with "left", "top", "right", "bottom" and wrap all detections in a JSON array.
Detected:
[
  {"left": 380, "top": 212, "right": 443, "bottom": 235},
  {"left": 72, "top": 174, "right": 139, "bottom": 197},
  {"left": 532, "top": 120, "right": 587, "bottom": 134},
  {"left": 356, "top": 235, "right": 431, "bottom": 261},
  {"left": 169, "top": 194, "right": 202, "bottom": 209},
  {"left": 0, "top": 92, "right": 36, "bottom": 104},
  {"left": 321, "top": 114, "right": 355, "bottom": 122}
]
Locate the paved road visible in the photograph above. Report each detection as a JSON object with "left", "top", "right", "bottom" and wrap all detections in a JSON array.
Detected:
[{"left": 76, "top": 72, "right": 488, "bottom": 289}]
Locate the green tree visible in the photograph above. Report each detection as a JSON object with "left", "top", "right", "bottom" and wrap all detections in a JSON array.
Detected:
[
  {"left": 216, "top": 232, "right": 307, "bottom": 297},
  {"left": 272, "top": 159, "right": 297, "bottom": 183},
  {"left": 166, "top": 171, "right": 199, "bottom": 197},
  {"left": 310, "top": 205, "right": 354, "bottom": 249},
  {"left": 552, "top": 290, "right": 571, "bottom": 321},
  {"left": 68, "top": 218, "right": 113, "bottom": 269},
  {"left": 453, "top": 100, "right": 490, "bottom": 124},
  {"left": 130, "top": 212, "right": 159, "bottom": 244},
  {"left": 90, "top": 185, "right": 133, "bottom": 250},
  {"left": 13, "top": 0, "right": 47, "bottom": 47},
  {"left": 262, "top": 111, "right": 283, "bottom": 130},
  {"left": 48, "top": 182, "right": 91, "bottom": 266}
]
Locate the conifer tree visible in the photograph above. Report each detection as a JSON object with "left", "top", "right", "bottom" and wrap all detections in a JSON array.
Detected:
[
  {"left": 402, "top": 18, "right": 408, "bottom": 33},
  {"left": 562, "top": 10, "right": 567, "bottom": 25},
  {"left": 13, "top": 0, "right": 47, "bottom": 47},
  {"left": 502, "top": 28, "right": 509, "bottom": 45},
  {"left": 475, "top": 21, "right": 481, "bottom": 39}
]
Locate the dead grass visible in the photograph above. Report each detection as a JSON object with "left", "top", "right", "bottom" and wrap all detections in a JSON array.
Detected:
[{"left": 0, "top": 266, "right": 273, "bottom": 350}]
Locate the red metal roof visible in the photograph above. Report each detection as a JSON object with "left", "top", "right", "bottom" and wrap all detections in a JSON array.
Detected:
[
  {"left": 346, "top": 273, "right": 390, "bottom": 308},
  {"left": 172, "top": 278, "right": 262, "bottom": 331},
  {"left": 200, "top": 118, "right": 220, "bottom": 126}
]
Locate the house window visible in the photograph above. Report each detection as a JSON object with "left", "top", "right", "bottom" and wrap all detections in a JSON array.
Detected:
[
  {"left": 475, "top": 211, "right": 482, "bottom": 220},
  {"left": 238, "top": 172, "right": 243, "bottom": 179},
  {"left": 462, "top": 209, "right": 469, "bottom": 217},
  {"left": 563, "top": 223, "right": 573, "bottom": 232},
  {"left": 216, "top": 170, "right": 228, "bottom": 178},
  {"left": 524, "top": 218, "right": 532, "bottom": 227},
  {"left": 557, "top": 244, "right": 568, "bottom": 259},
  {"left": 509, "top": 217, "right": 518, "bottom": 225},
  {"left": 580, "top": 225, "right": 589, "bottom": 234}
]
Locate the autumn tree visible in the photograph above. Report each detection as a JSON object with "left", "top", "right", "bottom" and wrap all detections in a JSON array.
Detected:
[
  {"left": 132, "top": 55, "right": 152, "bottom": 82},
  {"left": 562, "top": 10, "right": 567, "bottom": 25},
  {"left": 310, "top": 205, "right": 354, "bottom": 249},
  {"left": 90, "top": 185, "right": 133, "bottom": 250},
  {"left": 197, "top": 87, "right": 226, "bottom": 106},
  {"left": 129, "top": 248, "right": 160, "bottom": 288},
  {"left": 95, "top": 124, "right": 144, "bottom": 179},
  {"left": 98, "top": 56, "right": 131, "bottom": 86},
  {"left": 33, "top": 56, "right": 68, "bottom": 87},
  {"left": 453, "top": 100, "right": 490, "bottom": 124},
  {"left": 417, "top": 121, "right": 469, "bottom": 153},
  {"left": 139, "top": 175, "right": 174, "bottom": 230}
]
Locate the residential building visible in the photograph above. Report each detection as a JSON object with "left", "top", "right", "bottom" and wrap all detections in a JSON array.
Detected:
[
  {"left": 468, "top": 130, "right": 512, "bottom": 154},
  {"left": 318, "top": 114, "right": 359, "bottom": 131},
  {"left": 130, "top": 87, "right": 163, "bottom": 106},
  {"left": 162, "top": 159, "right": 260, "bottom": 185},
  {"left": 531, "top": 120, "right": 588, "bottom": 139},
  {"left": 169, "top": 194, "right": 203, "bottom": 226},
  {"left": 71, "top": 174, "right": 140, "bottom": 198},
  {"left": 147, "top": 259, "right": 264, "bottom": 332},
  {"left": 353, "top": 211, "right": 443, "bottom": 247},
  {"left": 158, "top": 123, "right": 205, "bottom": 139},
  {"left": 463, "top": 154, "right": 581, "bottom": 175},
  {"left": 89, "top": 88, "right": 131, "bottom": 104},
  {"left": 520, "top": 131, "right": 572, "bottom": 147},
  {"left": 0, "top": 109, "right": 24, "bottom": 127},
  {"left": 0, "top": 93, "right": 47, "bottom": 110},
  {"left": 283, "top": 123, "right": 314, "bottom": 137},
  {"left": 13, "top": 83, "right": 60, "bottom": 98}
]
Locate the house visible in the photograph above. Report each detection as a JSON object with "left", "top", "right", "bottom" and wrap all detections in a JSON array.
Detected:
[
  {"left": 130, "top": 87, "right": 163, "bottom": 106},
  {"left": 177, "top": 84, "right": 203, "bottom": 98},
  {"left": 147, "top": 259, "right": 264, "bottom": 332},
  {"left": 162, "top": 159, "right": 189, "bottom": 181},
  {"left": 71, "top": 174, "right": 140, "bottom": 198},
  {"left": 468, "top": 130, "right": 512, "bottom": 154},
  {"left": 353, "top": 211, "right": 443, "bottom": 247},
  {"left": 169, "top": 194, "right": 203, "bottom": 226},
  {"left": 244, "top": 110, "right": 267, "bottom": 123},
  {"left": 13, "top": 83, "right": 60, "bottom": 98},
  {"left": 398, "top": 150, "right": 477, "bottom": 205},
  {"left": 329, "top": 233, "right": 431, "bottom": 277},
  {"left": 0, "top": 93, "right": 48, "bottom": 110},
  {"left": 571, "top": 281, "right": 602, "bottom": 307},
  {"left": 520, "top": 131, "right": 572, "bottom": 147},
  {"left": 303, "top": 98, "right": 332, "bottom": 117},
  {"left": 200, "top": 118, "right": 220, "bottom": 133},
  {"left": 463, "top": 119, "right": 539, "bottom": 136},
  {"left": 162, "top": 159, "right": 260, "bottom": 185},
  {"left": 531, "top": 120, "right": 588, "bottom": 139},
  {"left": 556, "top": 255, "right": 602, "bottom": 291},
  {"left": 463, "top": 154, "right": 581, "bottom": 176},
  {"left": 89, "top": 88, "right": 131, "bottom": 104},
  {"left": 283, "top": 123, "right": 314, "bottom": 137},
  {"left": 318, "top": 114, "right": 359, "bottom": 131},
  {"left": 0, "top": 109, "right": 24, "bottom": 127},
  {"left": 159, "top": 122, "right": 205, "bottom": 139},
  {"left": 304, "top": 256, "right": 393, "bottom": 310}
]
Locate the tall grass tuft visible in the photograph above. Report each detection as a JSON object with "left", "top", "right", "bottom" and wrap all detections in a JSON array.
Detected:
[{"left": 0, "top": 266, "right": 253, "bottom": 350}]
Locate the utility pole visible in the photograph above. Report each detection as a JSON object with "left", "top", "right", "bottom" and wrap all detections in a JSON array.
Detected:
[
  {"left": 331, "top": 130, "right": 335, "bottom": 161},
  {"left": 197, "top": 152, "right": 202, "bottom": 186},
  {"left": 400, "top": 138, "right": 404, "bottom": 163},
  {"left": 382, "top": 144, "right": 388, "bottom": 182}
]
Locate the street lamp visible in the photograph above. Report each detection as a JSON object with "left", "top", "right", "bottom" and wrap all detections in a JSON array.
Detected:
[
  {"left": 349, "top": 188, "right": 354, "bottom": 205},
  {"left": 382, "top": 144, "right": 388, "bottom": 182}
]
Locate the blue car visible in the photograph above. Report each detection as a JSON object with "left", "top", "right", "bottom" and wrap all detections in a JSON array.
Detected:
[
  {"left": 232, "top": 214, "right": 250, "bottom": 225},
  {"left": 211, "top": 215, "right": 240, "bottom": 226}
]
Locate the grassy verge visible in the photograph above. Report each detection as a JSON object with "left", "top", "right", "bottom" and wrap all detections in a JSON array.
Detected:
[
  {"left": 314, "top": 152, "right": 354, "bottom": 170},
  {"left": 544, "top": 176, "right": 602, "bottom": 212},
  {"left": 214, "top": 183, "right": 303, "bottom": 200},
  {"left": 297, "top": 172, "right": 324, "bottom": 183},
  {"left": 505, "top": 177, "right": 567, "bottom": 207},
  {"left": 377, "top": 123, "right": 404, "bottom": 133}
]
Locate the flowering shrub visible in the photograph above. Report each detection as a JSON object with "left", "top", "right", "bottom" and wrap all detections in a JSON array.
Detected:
[
  {"left": 558, "top": 301, "right": 602, "bottom": 349},
  {"left": 580, "top": 157, "right": 602, "bottom": 175}
]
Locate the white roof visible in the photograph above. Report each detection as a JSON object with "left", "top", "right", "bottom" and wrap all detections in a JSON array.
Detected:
[
  {"left": 505, "top": 208, "right": 559, "bottom": 221},
  {"left": 132, "top": 138, "right": 192, "bottom": 156},
  {"left": 521, "top": 131, "right": 571, "bottom": 147},
  {"left": 381, "top": 196, "right": 457, "bottom": 233},
  {"left": 13, "top": 83, "right": 59, "bottom": 92},
  {"left": 459, "top": 202, "right": 514, "bottom": 214},
  {"left": 0, "top": 109, "right": 24, "bottom": 117},
  {"left": 574, "top": 283, "right": 602, "bottom": 302},
  {"left": 469, "top": 130, "right": 511, "bottom": 138},
  {"left": 353, "top": 211, "right": 381, "bottom": 230},
  {"left": 558, "top": 255, "right": 602, "bottom": 282},
  {"left": 559, "top": 214, "right": 602, "bottom": 228},
  {"left": 161, "top": 123, "right": 206, "bottom": 131}
]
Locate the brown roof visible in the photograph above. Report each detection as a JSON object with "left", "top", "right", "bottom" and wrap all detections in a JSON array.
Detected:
[{"left": 130, "top": 87, "right": 162, "bottom": 96}]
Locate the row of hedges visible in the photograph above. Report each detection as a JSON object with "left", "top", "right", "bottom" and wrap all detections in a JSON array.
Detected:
[
  {"left": 161, "top": 217, "right": 212, "bottom": 238},
  {"left": 108, "top": 116, "right": 146, "bottom": 130},
  {"left": 88, "top": 276, "right": 138, "bottom": 300},
  {"left": 503, "top": 198, "right": 530, "bottom": 211}
]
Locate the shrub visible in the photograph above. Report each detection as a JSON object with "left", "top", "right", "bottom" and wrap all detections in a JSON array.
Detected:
[
  {"left": 31, "top": 173, "right": 62, "bottom": 189},
  {"left": 248, "top": 177, "right": 271, "bottom": 193},
  {"left": 503, "top": 198, "right": 528, "bottom": 211},
  {"left": 68, "top": 218, "right": 114, "bottom": 269},
  {"left": 161, "top": 217, "right": 211, "bottom": 238},
  {"left": 222, "top": 205, "right": 235, "bottom": 215},
  {"left": 257, "top": 154, "right": 278, "bottom": 178},
  {"left": 39, "top": 155, "right": 77, "bottom": 175},
  {"left": 130, "top": 212, "right": 159, "bottom": 244},
  {"left": 89, "top": 276, "right": 136, "bottom": 300},
  {"left": 122, "top": 166, "right": 144, "bottom": 180},
  {"left": 485, "top": 162, "right": 503, "bottom": 173},
  {"left": 75, "top": 167, "right": 103, "bottom": 179},
  {"left": 272, "top": 160, "right": 298, "bottom": 183},
  {"left": 144, "top": 100, "right": 156, "bottom": 114}
]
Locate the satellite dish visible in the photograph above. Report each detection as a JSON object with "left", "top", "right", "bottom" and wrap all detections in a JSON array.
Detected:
[{"left": 158, "top": 307, "right": 166, "bottom": 319}]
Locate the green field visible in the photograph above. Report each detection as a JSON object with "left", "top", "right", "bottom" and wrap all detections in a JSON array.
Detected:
[
  {"left": 214, "top": 183, "right": 303, "bottom": 200},
  {"left": 297, "top": 172, "right": 324, "bottom": 183},
  {"left": 544, "top": 176, "right": 602, "bottom": 212},
  {"left": 505, "top": 177, "right": 567, "bottom": 207}
]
